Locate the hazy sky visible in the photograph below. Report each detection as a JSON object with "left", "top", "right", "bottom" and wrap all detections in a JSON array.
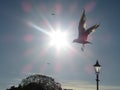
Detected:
[{"left": 0, "top": 0, "right": 120, "bottom": 90}]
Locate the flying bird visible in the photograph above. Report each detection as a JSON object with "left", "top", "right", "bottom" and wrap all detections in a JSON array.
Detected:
[
  {"left": 46, "top": 62, "right": 50, "bottom": 65},
  {"left": 51, "top": 13, "right": 55, "bottom": 15},
  {"left": 73, "top": 9, "right": 99, "bottom": 51}
]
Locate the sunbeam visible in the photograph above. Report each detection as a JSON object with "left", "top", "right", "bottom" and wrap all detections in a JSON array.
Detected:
[{"left": 28, "top": 22, "right": 50, "bottom": 35}]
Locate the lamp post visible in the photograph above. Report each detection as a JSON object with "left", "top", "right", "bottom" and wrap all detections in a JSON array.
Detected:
[{"left": 93, "top": 60, "right": 101, "bottom": 90}]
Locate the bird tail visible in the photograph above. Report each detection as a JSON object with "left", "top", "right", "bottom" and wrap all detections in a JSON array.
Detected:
[
  {"left": 85, "top": 41, "right": 92, "bottom": 44},
  {"left": 88, "top": 42, "right": 92, "bottom": 44}
]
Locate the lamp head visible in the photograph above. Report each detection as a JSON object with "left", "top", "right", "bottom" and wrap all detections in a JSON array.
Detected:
[{"left": 94, "top": 60, "right": 101, "bottom": 73}]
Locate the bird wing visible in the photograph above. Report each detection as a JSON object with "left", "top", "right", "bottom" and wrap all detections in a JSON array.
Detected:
[
  {"left": 85, "top": 24, "right": 99, "bottom": 36},
  {"left": 78, "top": 9, "right": 86, "bottom": 37}
]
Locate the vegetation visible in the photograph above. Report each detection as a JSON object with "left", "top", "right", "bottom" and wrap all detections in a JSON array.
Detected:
[{"left": 7, "top": 74, "right": 62, "bottom": 90}]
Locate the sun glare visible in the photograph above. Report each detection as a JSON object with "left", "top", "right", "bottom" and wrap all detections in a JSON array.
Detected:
[
  {"left": 28, "top": 21, "right": 71, "bottom": 51},
  {"left": 49, "top": 30, "right": 69, "bottom": 50}
]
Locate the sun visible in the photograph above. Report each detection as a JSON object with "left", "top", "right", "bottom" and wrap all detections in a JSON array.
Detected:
[
  {"left": 27, "top": 22, "right": 70, "bottom": 50},
  {"left": 49, "top": 30, "right": 69, "bottom": 50}
]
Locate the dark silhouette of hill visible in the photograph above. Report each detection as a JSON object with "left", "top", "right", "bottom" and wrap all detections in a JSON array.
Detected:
[{"left": 7, "top": 74, "right": 62, "bottom": 90}]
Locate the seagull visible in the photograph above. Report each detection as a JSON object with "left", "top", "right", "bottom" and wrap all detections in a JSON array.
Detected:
[
  {"left": 51, "top": 13, "right": 55, "bottom": 15},
  {"left": 46, "top": 62, "right": 50, "bottom": 65},
  {"left": 73, "top": 9, "right": 99, "bottom": 51}
]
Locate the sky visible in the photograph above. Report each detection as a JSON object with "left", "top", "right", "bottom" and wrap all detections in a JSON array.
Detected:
[{"left": 0, "top": 0, "right": 120, "bottom": 90}]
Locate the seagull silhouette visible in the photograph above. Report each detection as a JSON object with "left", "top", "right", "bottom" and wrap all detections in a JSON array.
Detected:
[
  {"left": 73, "top": 9, "right": 99, "bottom": 51},
  {"left": 51, "top": 13, "right": 55, "bottom": 15}
]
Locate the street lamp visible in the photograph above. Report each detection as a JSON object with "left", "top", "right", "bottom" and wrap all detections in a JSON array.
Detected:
[{"left": 93, "top": 60, "right": 101, "bottom": 90}]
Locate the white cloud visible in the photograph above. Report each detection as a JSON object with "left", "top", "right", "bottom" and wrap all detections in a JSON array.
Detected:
[{"left": 61, "top": 80, "right": 120, "bottom": 90}]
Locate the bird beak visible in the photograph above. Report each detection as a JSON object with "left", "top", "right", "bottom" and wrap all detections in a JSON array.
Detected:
[{"left": 72, "top": 40, "right": 75, "bottom": 43}]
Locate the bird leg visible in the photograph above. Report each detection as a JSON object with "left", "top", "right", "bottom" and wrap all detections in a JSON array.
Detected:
[{"left": 81, "top": 44, "right": 85, "bottom": 51}]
